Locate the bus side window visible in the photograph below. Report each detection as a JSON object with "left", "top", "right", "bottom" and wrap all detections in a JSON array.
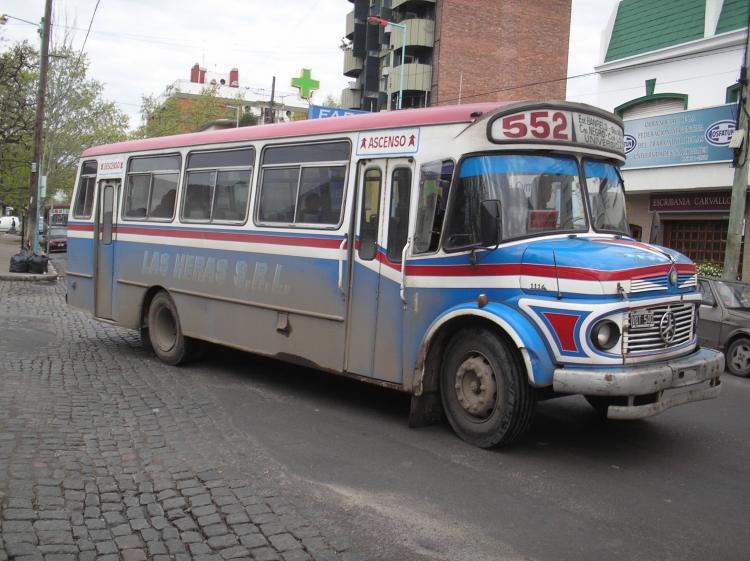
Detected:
[
  {"left": 258, "top": 168, "right": 300, "bottom": 224},
  {"left": 72, "top": 160, "right": 98, "bottom": 219},
  {"left": 386, "top": 167, "right": 412, "bottom": 263},
  {"left": 257, "top": 141, "right": 350, "bottom": 228},
  {"left": 413, "top": 160, "right": 453, "bottom": 254},
  {"left": 124, "top": 175, "right": 151, "bottom": 219},
  {"left": 359, "top": 168, "right": 382, "bottom": 261},
  {"left": 124, "top": 155, "right": 182, "bottom": 221}
]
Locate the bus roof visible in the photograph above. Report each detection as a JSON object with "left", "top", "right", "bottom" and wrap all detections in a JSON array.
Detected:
[{"left": 82, "top": 102, "right": 511, "bottom": 157}]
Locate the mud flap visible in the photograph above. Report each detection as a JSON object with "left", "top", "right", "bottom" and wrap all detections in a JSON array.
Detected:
[{"left": 408, "top": 392, "right": 446, "bottom": 428}]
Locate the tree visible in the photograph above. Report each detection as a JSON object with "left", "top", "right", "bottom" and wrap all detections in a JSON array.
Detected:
[
  {"left": 321, "top": 93, "right": 341, "bottom": 108},
  {"left": 0, "top": 41, "right": 37, "bottom": 211},
  {"left": 41, "top": 43, "right": 129, "bottom": 203},
  {"left": 133, "top": 87, "right": 246, "bottom": 138},
  {"left": 239, "top": 111, "right": 258, "bottom": 127},
  {"left": 0, "top": 33, "right": 130, "bottom": 210}
]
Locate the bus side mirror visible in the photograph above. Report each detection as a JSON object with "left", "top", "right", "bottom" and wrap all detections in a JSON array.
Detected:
[{"left": 480, "top": 199, "right": 503, "bottom": 247}]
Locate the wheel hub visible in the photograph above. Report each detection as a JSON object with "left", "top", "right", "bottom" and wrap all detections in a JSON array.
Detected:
[
  {"left": 731, "top": 342, "right": 750, "bottom": 373},
  {"left": 454, "top": 354, "right": 497, "bottom": 418}
]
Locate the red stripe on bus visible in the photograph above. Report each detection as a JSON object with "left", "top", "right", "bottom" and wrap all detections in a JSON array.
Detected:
[{"left": 115, "top": 225, "right": 343, "bottom": 249}]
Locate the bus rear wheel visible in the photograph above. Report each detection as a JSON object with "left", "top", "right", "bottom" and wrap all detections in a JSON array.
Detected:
[
  {"left": 440, "top": 328, "right": 536, "bottom": 448},
  {"left": 148, "top": 291, "right": 200, "bottom": 366}
]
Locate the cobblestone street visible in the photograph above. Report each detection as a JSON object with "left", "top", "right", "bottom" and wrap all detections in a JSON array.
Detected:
[{"left": 0, "top": 259, "right": 365, "bottom": 561}]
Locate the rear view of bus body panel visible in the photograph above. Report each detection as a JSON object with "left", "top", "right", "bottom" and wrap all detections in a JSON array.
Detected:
[{"left": 66, "top": 223, "right": 96, "bottom": 313}]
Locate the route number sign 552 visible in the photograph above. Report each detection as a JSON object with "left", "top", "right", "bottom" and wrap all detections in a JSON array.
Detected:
[{"left": 491, "top": 110, "right": 572, "bottom": 142}]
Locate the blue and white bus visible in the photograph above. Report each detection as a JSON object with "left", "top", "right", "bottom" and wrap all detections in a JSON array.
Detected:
[{"left": 66, "top": 101, "right": 724, "bottom": 448}]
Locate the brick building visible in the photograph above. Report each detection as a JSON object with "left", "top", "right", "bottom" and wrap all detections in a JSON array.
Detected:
[{"left": 341, "top": 0, "right": 572, "bottom": 111}]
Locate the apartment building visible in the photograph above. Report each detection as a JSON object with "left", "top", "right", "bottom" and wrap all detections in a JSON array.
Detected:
[{"left": 341, "top": 0, "right": 572, "bottom": 112}]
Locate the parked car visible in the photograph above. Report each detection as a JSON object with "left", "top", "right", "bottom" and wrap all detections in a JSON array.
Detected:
[
  {"left": 0, "top": 216, "right": 21, "bottom": 233},
  {"left": 697, "top": 276, "right": 750, "bottom": 376},
  {"left": 40, "top": 227, "right": 68, "bottom": 252}
]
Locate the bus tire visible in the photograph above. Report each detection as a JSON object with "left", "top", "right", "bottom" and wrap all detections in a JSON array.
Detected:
[
  {"left": 148, "top": 291, "right": 191, "bottom": 366},
  {"left": 440, "top": 328, "right": 536, "bottom": 448}
]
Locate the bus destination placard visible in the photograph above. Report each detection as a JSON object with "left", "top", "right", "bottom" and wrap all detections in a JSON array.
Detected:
[{"left": 489, "top": 110, "right": 624, "bottom": 157}]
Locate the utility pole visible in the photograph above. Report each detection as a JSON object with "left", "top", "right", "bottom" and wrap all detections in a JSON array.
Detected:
[
  {"left": 724, "top": 26, "right": 750, "bottom": 281},
  {"left": 268, "top": 76, "right": 276, "bottom": 124},
  {"left": 27, "top": 0, "right": 53, "bottom": 252}
]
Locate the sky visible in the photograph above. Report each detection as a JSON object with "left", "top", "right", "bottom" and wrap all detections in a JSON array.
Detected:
[{"left": 0, "top": 0, "right": 619, "bottom": 130}]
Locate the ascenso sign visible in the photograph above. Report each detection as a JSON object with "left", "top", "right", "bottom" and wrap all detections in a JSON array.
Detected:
[{"left": 356, "top": 128, "right": 420, "bottom": 156}]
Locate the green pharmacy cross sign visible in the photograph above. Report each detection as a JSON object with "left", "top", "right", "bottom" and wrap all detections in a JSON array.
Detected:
[{"left": 291, "top": 68, "right": 320, "bottom": 100}]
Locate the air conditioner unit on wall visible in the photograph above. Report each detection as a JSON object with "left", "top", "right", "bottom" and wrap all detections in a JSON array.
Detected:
[
  {"left": 348, "top": 82, "right": 362, "bottom": 90},
  {"left": 382, "top": 67, "right": 390, "bottom": 76}
]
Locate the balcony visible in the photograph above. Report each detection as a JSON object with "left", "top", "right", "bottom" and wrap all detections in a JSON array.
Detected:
[
  {"left": 346, "top": 10, "right": 356, "bottom": 39},
  {"left": 391, "top": 0, "right": 436, "bottom": 8},
  {"left": 341, "top": 87, "right": 362, "bottom": 110},
  {"left": 388, "top": 63, "right": 432, "bottom": 93},
  {"left": 343, "top": 50, "right": 363, "bottom": 77},
  {"left": 390, "top": 18, "right": 434, "bottom": 49}
]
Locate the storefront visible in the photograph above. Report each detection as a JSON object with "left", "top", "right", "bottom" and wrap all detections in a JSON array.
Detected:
[{"left": 621, "top": 105, "right": 750, "bottom": 281}]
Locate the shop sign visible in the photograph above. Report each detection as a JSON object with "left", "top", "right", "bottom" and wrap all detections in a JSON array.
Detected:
[
  {"left": 623, "top": 105, "right": 736, "bottom": 169},
  {"left": 649, "top": 191, "right": 733, "bottom": 212},
  {"left": 309, "top": 105, "right": 368, "bottom": 119}
]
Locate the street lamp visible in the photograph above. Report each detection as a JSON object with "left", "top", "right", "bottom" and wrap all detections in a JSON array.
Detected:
[
  {"left": 368, "top": 16, "right": 406, "bottom": 110},
  {"left": 226, "top": 105, "right": 240, "bottom": 127}
]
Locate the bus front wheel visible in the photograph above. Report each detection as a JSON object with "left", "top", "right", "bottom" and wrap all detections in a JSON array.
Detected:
[
  {"left": 148, "top": 291, "right": 194, "bottom": 366},
  {"left": 440, "top": 328, "right": 536, "bottom": 448}
]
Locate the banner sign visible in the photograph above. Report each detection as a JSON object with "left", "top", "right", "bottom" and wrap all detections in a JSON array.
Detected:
[
  {"left": 649, "top": 191, "right": 732, "bottom": 213},
  {"left": 309, "top": 105, "right": 368, "bottom": 119},
  {"left": 623, "top": 105, "right": 736, "bottom": 169}
]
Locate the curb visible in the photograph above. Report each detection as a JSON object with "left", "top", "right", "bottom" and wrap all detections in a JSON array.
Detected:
[{"left": 0, "top": 263, "right": 60, "bottom": 282}]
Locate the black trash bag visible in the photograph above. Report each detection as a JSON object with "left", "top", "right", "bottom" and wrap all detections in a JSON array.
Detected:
[
  {"left": 28, "top": 253, "right": 48, "bottom": 274},
  {"left": 19, "top": 247, "right": 33, "bottom": 259},
  {"left": 9, "top": 253, "right": 29, "bottom": 273}
]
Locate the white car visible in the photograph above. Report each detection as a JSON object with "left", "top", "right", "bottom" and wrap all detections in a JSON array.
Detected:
[{"left": 0, "top": 216, "right": 20, "bottom": 233}]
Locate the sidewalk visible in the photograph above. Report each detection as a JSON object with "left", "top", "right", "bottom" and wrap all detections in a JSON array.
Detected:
[{"left": 0, "top": 233, "right": 59, "bottom": 281}]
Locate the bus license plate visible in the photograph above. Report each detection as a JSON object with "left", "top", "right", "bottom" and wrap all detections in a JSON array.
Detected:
[{"left": 631, "top": 310, "right": 654, "bottom": 328}]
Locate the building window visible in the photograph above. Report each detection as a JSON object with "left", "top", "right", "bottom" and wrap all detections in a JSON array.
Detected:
[
  {"left": 727, "top": 83, "right": 741, "bottom": 104},
  {"left": 663, "top": 219, "right": 742, "bottom": 275}
]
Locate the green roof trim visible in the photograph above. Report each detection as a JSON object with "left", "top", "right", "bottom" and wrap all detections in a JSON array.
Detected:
[
  {"left": 614, "top": 93, "right": 688, "bottom": 118},
  {"left": 605, "top": 0, "right": 705, "bottom": 62},
  {"left": 716, "top": 0, "right": 749, "bottom": 34}
]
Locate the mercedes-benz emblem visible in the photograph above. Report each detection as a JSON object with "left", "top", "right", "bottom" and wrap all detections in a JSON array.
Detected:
[{"left": 660, "top": 311, "right": 676, "bottom": 343}]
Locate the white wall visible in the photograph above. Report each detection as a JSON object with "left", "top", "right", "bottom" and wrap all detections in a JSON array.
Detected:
[{"left": 595, "top": 35, "right": 744, "bottom": 113}]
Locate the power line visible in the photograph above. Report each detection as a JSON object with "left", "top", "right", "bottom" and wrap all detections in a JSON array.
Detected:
[{"left": 79, "top": 0, "right": 101, "bottom": 54}]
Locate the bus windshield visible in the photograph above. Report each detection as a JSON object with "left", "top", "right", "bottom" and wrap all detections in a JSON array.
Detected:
[
  {"left": 585, "top": 160, "right": 628, "bottom": 235},
  {"left": 444, "top": 154, "right": 586, "bottom": 250}
]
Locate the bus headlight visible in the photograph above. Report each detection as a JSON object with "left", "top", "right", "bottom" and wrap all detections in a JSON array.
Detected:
[{"left": 591, "top": 320, "right": 621, "bottom": 351}]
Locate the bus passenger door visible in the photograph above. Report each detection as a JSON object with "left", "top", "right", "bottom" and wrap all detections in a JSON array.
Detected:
[
  {"left": 346, "top": 159, "right": 413, "bottom": 383},
  {"left": 95, "top": 179, "right": 119, "bottom": 320}
]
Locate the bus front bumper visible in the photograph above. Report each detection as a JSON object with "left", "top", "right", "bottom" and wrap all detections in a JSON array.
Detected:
[{"left": 552, "top": 347, "right": 725, "bottom": 420}]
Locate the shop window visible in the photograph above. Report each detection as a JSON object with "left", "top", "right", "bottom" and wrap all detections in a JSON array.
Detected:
[
  {"left": 663, "top": 220, "right": 742, "bottom": 276},
  {"left": 629, "top": 224, "right": 642, "bottom": 241}
]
